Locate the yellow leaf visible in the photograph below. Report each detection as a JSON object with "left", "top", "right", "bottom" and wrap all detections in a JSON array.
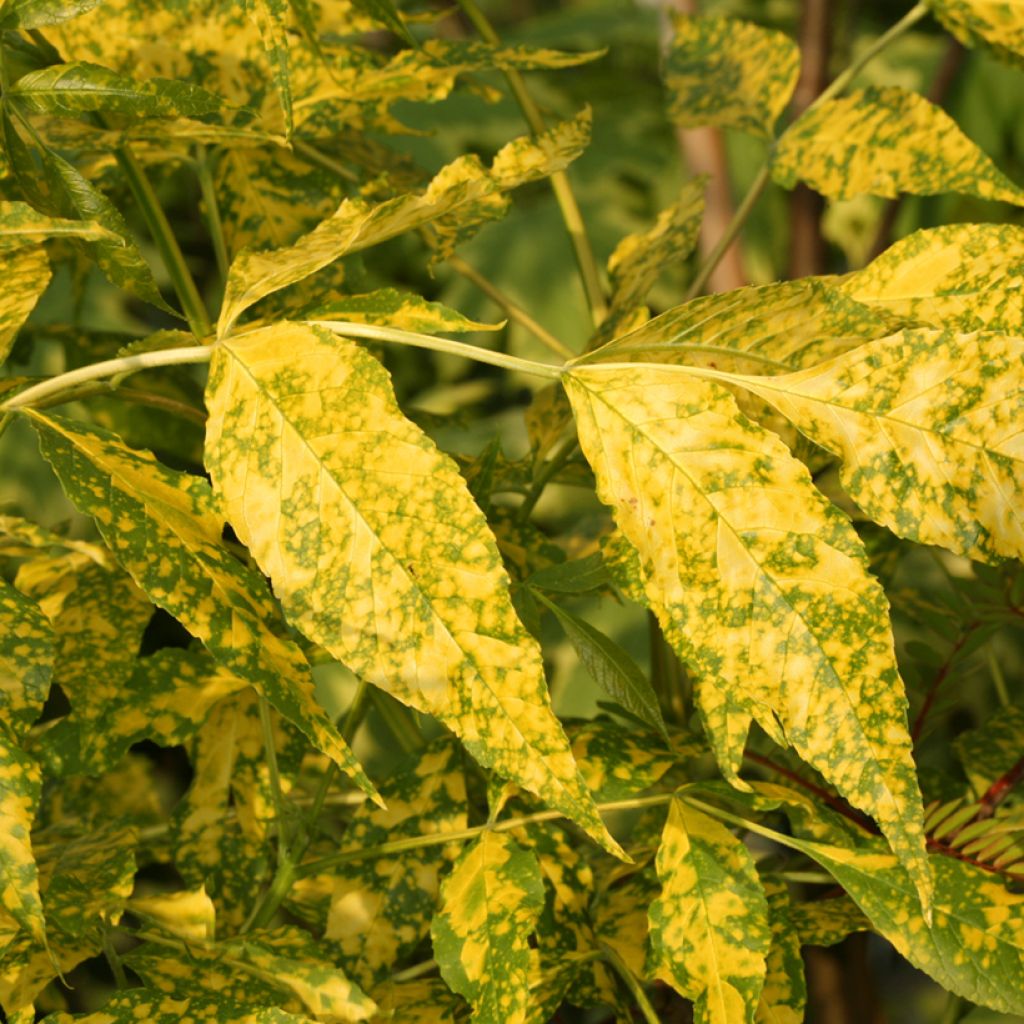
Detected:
[
  {"left": 648, "top": 798, "right": 771, "bottom": 1023},
  {"left": 130, "top": 887, "right": 216, "bottom": 942},
  {"left": 721, "top": 329, "right": 1024, "bottom": 563},
  {"left": 664, "top": 14, "right": 800, "bottom": 138},
  {"left": 563, "top": 364, "right": 930, "bottom": 905},
  {"left": 928, "top": 0, "right": 1024, "bottom": 64},
  {"left": 773, "top": 86, "right": 1024, "bottom": 204},
  {"left": 0, "top": 246, "right": 50, "bottom": 365},
  {"left": 204, "top": 322, "right": 620, "bottom": 856}
]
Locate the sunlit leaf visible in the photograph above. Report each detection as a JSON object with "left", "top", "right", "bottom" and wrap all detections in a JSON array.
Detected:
[
  {"left": 724, "top": 329, "right": 1024, "bottom": 563},
  {"left": 432, "top": 831, "right": 545, "bottom": 1024},
  {"left": 324, "top": 738, "right": 467, "bottom": 987},
  {"left": 773, "top": 86, "right": 1024, "bottom": 204},
  {"left": 648, "top": 798, "right": 771, "bottom": 1024},
  {"left": 129, "top": 887, "right": 216, "bottom": 942},
  {"left": 9, "top": 62, "right": 226, "bottom": 117},
  {"left": 839, "top": 223, "right": 1024, "bottom": 334},
  {"left": 664, "top": 14, "right": 800, "bottom": 138},
  {"left": 28, "top": 411, "right": 376, "bottom": 800},
  {"left": 205, "top": 322, "right": 618, "bottom": 854},
  {"left": 306, "top": 289, "right": 502, "bottom": 334},
  {"left": 563, "top": 365, "right": 931, "bottom": 903},
  {"left": 927, "top": 0, "right": 1024, "bottom": 65}
]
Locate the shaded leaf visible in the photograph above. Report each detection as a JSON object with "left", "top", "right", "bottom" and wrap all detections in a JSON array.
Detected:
[
  {"left": 246, "top": 0, "right": 293, "bottom": 136},
  {"left": 954, "top": 704, "right": 1024, "bottom": 797},
  {"left": 569, "top": 718, "right": 678, "bottom": 803},
  {"left": 787, "top": 895, "right": 871, "bottom": 948},
  {"left": 773, "top": 86, "right": 1024, "bottom": 204},
  {"left": 0, "top": 577, "right": 53, "bottom": 739},
  {"left": 0, "top": 0, "right": 100, "bottom": 28},
  {"left": 755, "top": 879, "right": 806, "bottom": 1024},
  {"left": 204, "top": 322, "right": 617, "bottom": 854},
  {"left": 28, "top": 410, "right": 376, "bottom": 800},
  {"left": 306, "top": 289, "right": 502, "bottom": 334},
  {"left": 664, "top": 14, "right": 800, "bottom": 138},
  {"left": 928, "top": 0, "right": 1024, "bottom": 65},
  {"left": 432, "top": 831, "right": 545, "bottom": 1024},
  {"left": 0, "top": 738, "right": 45, "bottom": 946},
  {"left": 129, "top": 887, "right": 216, "bottom": 942},
  {"left": 648, "top": 798, "right": 771, "bottom": 1024},
  {"left": 41, "top": 989, "right": 319, "bottom": 1023},
  {"left": 725, "top": 329, "right": 1024, "bottom": 563},
  {"left": 350, "top": 0, "right": 415, "bottom": 45},
  {"left": 0, "top": 247, "right": 51, "bottom": 365},
  {"left": 563, "top": 365, "right": 930, "bottom": 903},
  {"left": 0, "top": 200, "right": 116, "bottom": 253}
]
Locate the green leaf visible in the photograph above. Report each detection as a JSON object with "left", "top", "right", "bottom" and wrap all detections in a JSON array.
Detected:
[
  {"left": 9, "top": 61, "right": 225, "bottom": 117},
  {"left": 777, "top": 829, "right": 1024, "bottom": 1015},
  {"left": 0, "top": 577, "right": 53, "bottom": 739},
  {"left": 954, "top": 704, "right": 1024, "bottom": 797},
  {"left": 306, "top": 289, "right": 502, "bottom": 334},
  {"left": 647, "top": 798, "right": 772, "bottom": 1024},
  {"left": 27, "top": 410, "right": 377, "bottom": 802},
  {"left": 563, "top": 365, "right": 931, "bottom": 906},
  {"left": 323, "top": 738, "right": 468, "bottom": 987},
  {"left": 245, "top": 0, "right": 293, "bottom": 137},
  {"left": 0, "top": 246, "right": 50, "bottom": 365},
  {"left": 927, "top": 0, "right": 1024, "bottom": 65},
  {"left": 0, "top": 200, "right": 117, "bottom": 253},
  {"left": 204, "top": 322, "right": 619, "bottom": 856},
  {"left": 839, "top": 223, "right": 1024, "bottom": 334},
  {"left": 432, "top": 831, "right": 545, "bottom": 1024},
  {"left": 755, "top": 878, "right": 806, "bottom": 1024},
  {"left": 217, "top": 111, "right": 591, "bottom": 332},
  {"left": 606, "top": 178, "right": 705, "bottom": 316},
  {"left": 723, "top": 328, "right": 1024, "bottom": 563},
  {"left": 664, "top": 14, "right": 800, "bottom": 138},
  {"left": 787, "top": 896, "right": 870, "bottom": 948},
  {"left": 0, "top": 738, "right": 45, "bottom": 946},
  {"left": 531, "top": 589, "right": 668, "bottom": 740},
  {"left": 525, "top": 553, "right": 610, "bottom": 595},
  {"left": 0, "top": 0, "right": 100, "bottom": 28},
  {"left": 773, "top": 86, "right": 1024, "bottom": 204}
]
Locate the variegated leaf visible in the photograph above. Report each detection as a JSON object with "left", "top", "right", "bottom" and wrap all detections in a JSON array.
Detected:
[
  {"left": 325, "top": 737, "right": 467, "bottom": 986},
  {"left": 928, "top": 0, "right": 1024, "bottom": 64},
  {"left": 0, "top": 738, "right": 45, "bottom": 946},
  {"left": 839, "top": 223, "right": 1024, "bottom": 334},
  {"left": 755, "top": 878, "right": 806, "bottom": 1024},
  {"left": 41, "top": 989, "right": 319, "bottom": 1023},
  {"left": 204, "top": 322, "right": 618, "bottom": 854},
  {"left": 722, "top": 329, "right": 1024, "bottom": 563},
  {"left": 648, "top": 798, "right": 771, "bottom": 1024},
  {"left": 306, "top": 289, "right": 501, "bottom": 334},
  {"left": 563, "top": 365, "right": 931, "bottom": 904},
  {"left": 773, "top": 86, "right": 1024, "bottom": 204},
  {"left": 432, "top": 831, "right": 545, "bottom": 1024},
  {"left": 0, "top": 246, "right": 50, "bottom": 364},
  {"left": 128, "top": 887, "right": 216, "bottom": 942},
  {"left": 27, "top": 410, "right": 376, "bottom": 800},
  {"left": 787, "top": 896, "right": 870, "bottom": 948},
  {"left": 0, "top": 577, "right": 53, "bottom": 739},
  {"left": 569, "top": 717, "right": 676, "bottom": 803},
  {"left": 246, "top": 0, "right": 294, "bottom": 136},
  {"left": 0, "top": 0, "right": 101, "bottom": 28},
  {"left": 0, "top": 200, "right": 115, "bottom": 252},
  {"left": 217, "top": 111, "right": 591, "bottom": 332},
  {"left": 664, "top": 14, "right": 800, "bottom": 138}
]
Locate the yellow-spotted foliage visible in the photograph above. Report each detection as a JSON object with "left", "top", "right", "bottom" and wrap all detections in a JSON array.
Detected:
[{"left": 1, "top": 2, "right": 1024, "bottom": 1022}]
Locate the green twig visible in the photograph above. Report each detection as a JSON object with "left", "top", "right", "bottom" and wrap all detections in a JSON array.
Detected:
[
  {"left": 517, "top": 433, "right": 579, "bottom": 523},
  {"left": 454, "top": 0, "right": 608, "bottom": 326},
  {"left": 257, "top": 695, "right": 290, "bottom": 865},
  {"left": 195, "top": 144, "right": 229, "bottom": 285},
  {"left": 114, "top": 146, "right": 212, "bottom": 338}
]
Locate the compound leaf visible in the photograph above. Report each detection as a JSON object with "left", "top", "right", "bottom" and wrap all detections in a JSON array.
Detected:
[
  {"left": 563, "top": 365, "right": 930, "bottom": 904},
  {"left": 773, "top": 86, "right": 1024, "bottom": 204},
  {"left": 647, "top": 798, "right": 771, "bottom": 1024},
  {"left": 204, "top": 322, "right": 618, "bottom": 855},
  {"left": 728, "top": 329, "right": 1024, "bottom": 563},
  {"left": 431, "top": 831, "right": 545, "bottom": 1024},
  {"left": 27, "top": 410, "right": 376, "bottom": 801},
  {"left": 664, "top": 14, "right": 800, "bottom": 138}
]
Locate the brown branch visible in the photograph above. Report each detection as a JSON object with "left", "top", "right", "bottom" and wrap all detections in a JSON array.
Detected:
[
  {"left": 977, "top": 753, "right": 1024, "bottom": 819},
  {"left": 911, "top": 627, "right": 976, "bottom": 742}
]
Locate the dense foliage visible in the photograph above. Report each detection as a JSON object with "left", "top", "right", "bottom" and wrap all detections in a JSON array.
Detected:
[{"left": 1, "top": 0, "right": 1024, "bottom": 1021}]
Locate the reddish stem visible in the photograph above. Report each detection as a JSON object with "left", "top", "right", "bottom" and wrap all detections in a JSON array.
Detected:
[
  {"left": 977, "top": 753, "right": 1024, "bottom": 819},
  {"left": 911, "top": 627, "right": 976, "bottom": 742}
]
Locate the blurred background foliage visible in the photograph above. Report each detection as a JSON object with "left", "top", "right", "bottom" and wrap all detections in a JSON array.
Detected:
[{"left": 3, "top": 1, "right": 1024, "bottom": 1020}]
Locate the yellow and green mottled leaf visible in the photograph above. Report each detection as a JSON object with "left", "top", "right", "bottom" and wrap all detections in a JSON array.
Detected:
[
  {"left": 563, "top": 365, "right": 931, "bottom": 903},
  {"left": 28, "top": 410, "right": 376, "bottom": 800},
  {"left": 0, "top": 578, "right": 53, "bottom": 739},
  {"left": 172, "top": 690, "right": 299, "bottom": 929},
  {"left": 0, "top": 246, "right": 50, "bottom": 364},
  {"left": 0, "top": 0, "right": 101, "bottom": 29},
  {"left": 246, "top": 0, "right": 293, "bottom": 136},
  {"left": 780, "top": 830, "right": 1024, "bottom": 1015},
  {"left": 664, "top": 14, "right": 800, "bottom": 138},
  {"left": 204, "top": 322, "right": 617, "bottom": 854},
  {"left": 217, "top": 111, "right": 591, "bottom": 332},
  {"left": 129, "top": 887, "right": 217, "bottom": 942},
  {"left": 755, "top": 878, "right": 806, "bottom": 1024},
  {"left": 432, "top": 831, "right": 545, "bottom": 1024},
  {"left": 0, "top": 515, "right": 109, "bottom": 565},
  {"left": 773, "top": 86, "right": 1024, "bottom": 204},
  {"left": 648, "top": 798, "right": 770, "bottom": 1024},
  {"left": 42, "top": 989, "right": 319, "bottom": 1023},
  {"left": 724, "top": 328, "right": 1024, "bottom": 563},
  {"left": 31, "top": 560, "right": 152, "bottom": 776},
  {"left": 324, "top": 738, "right": 467, "bottom": 986},
  {"left": 9, "top": 61, "right": 226, "bottom": 117},
  {"left": 306, "top": 289, "right": 502, "bottom": 334},
  {"left": 928, "top": 0, "right": 1024, "bottom": 64},
  {"left": 787, "top": 895, "right": 870, "bottom": 948},
  {"left": 839, "top": 223, "right": 1024, "bottom": 334},
  {"left": 954, "top": 705, "right": 1024, "bottom": 797},
  {"left": 0, "top": 200, "right": 116, "bottom": 252},
  {"left": 569, "top": 718, "right": 675, "bottom": 803},
  {"left": 14, "top": 550, "right": 95, "bottom": 621},
  {"left": 0, "top": 738, "right": 45, "bottom": 946},
  {"left": 349, "top": 0, "right": 415, "bottom": 44}
]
